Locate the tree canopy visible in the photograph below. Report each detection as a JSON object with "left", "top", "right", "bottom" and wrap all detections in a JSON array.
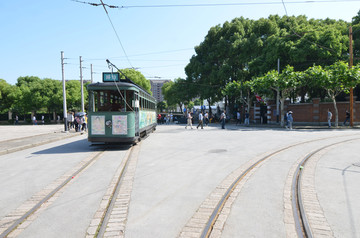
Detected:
[
  {"left": 119, "top": 68, "right": 151, "bottom": 94},
  {"left": 184, "top": 14, "right": 355, "bottom": 109}
]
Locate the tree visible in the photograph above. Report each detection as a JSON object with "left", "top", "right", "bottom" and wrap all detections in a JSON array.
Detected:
[
  {"left": 15, "top": 76, "right": 43, "bottom": 116},
  {"left": 0, "top": 79, "right": 16, "bottom": 113},
  {"left": 186, "top": 15, "right": 350, "bottom": 109},
  {"left": 305, "top": 61, "right": 360, "bottom": 127},
  {"left": 251, "top": 66, "right": 301, "bottom": 126},
  {"left": 222, "top": 80, "right": 252, "bottom": 113},
  {"left": 66, "top": 80, "right": 82, "bottom": 112},
  {"left": 162, "top": 78, "right": 191, "bottom": 113},
  {"left": 157, "top": 101, "right": 167, "bottom": 113},
  {"left": 352, "top": 10, "right": 360, "bottom": 25},
  {"left": 119, "top": 68, "right": 151, "bottom": 94}
]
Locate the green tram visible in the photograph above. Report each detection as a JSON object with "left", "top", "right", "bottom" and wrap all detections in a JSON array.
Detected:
[{"left": 87, "top": 75, "right": 157, "bottom": 144}]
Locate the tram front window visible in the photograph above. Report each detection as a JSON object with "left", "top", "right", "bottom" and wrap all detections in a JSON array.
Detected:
[{"left": 92, "top": 90, "right": 126, "bottom": 112}]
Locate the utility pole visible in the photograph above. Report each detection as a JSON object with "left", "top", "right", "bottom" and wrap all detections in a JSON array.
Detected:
[
  {"left": 349, "top": 26, "right": 354, "bottom": 127},
  {"left": 277, "top": 58, "right": 280, "bottom": 123},
  {"left": 90, "top": 64, "right": 93, "bottom": 83},
  {"left": 61, "top": 51, "right": 68, "bottom": 132},
  {"left": 80, "top": 56, "right": 85, "bottom": 113}
]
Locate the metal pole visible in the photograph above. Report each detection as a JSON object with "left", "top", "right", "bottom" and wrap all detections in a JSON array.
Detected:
[
  {"left": 90, "top": 64, "right": 93, "bottom": 83},
  {"left": 349, "top": 26, "right": 354, "bottom": 127},
  {"left": 61, "top": 51, "right": 68, "bottom": 131},
  {"left": 80, "top": 56, "right": 85, "bottom": 113},
  {"left": 277, "top": 58, "right": 280, "bottom": 123}
]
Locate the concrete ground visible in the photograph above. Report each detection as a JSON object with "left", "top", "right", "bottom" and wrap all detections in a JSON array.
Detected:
[{"left": 1, "top": 123, "right": 359, "bottom": 237}]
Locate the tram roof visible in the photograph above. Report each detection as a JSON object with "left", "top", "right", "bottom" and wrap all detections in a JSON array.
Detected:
[{"left": 87, "top": 81, "right": 155, "bottom": 100}]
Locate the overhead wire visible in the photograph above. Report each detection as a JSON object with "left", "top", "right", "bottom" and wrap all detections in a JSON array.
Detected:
[
  {"left": 98, "top": 0, "right": 134, "bottom": 69},
  {"left": 72, "top": 0, "right": 360, "bottom": 9}
]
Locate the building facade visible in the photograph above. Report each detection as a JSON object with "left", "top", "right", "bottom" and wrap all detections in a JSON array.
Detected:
[{"left": 150, "top": 79, "right": 171, "bottom": 102}]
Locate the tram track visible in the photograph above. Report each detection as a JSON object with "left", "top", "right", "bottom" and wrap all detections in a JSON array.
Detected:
[
  {"left": 0, "top": 149, "right": 106, "bottom": 238},
  {"left": 179, "top": 134, "right": 360, "bottom": 238},
  {"left": 292, "top": 137, "right": 360, "bottom": 238},
  {"left": 86, "top": 142, "right": 141, "bottom": 238}
]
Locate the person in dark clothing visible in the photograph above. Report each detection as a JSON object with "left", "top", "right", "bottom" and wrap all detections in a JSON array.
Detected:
[{"left": 343, "top": 110, "right": 350, "bottom": 126}]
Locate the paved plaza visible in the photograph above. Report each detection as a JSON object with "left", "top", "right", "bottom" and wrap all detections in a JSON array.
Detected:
[{"left": 0, "top": 123, "right": 360, "bottom": 237}]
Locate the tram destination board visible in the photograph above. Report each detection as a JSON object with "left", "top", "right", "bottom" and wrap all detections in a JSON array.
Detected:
[{"left": 103, "top": 72, "right": 120, "bottom": 82}]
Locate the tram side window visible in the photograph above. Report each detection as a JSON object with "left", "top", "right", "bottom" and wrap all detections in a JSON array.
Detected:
[
  {"left": 126, "top": 90, "right": 134, "bottom": 112},
  {"left": 94, "top": 90, "right": 126, "bottom": 112}
]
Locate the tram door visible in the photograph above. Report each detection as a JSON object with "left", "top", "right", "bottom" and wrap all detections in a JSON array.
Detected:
[{"left": 134, "top": 92, "right": 140, "bottom": 136}]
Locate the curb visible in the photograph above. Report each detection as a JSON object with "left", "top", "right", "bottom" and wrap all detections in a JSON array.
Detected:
[{"left": 0, "top": 132, "right": 84, "bottom": 156}]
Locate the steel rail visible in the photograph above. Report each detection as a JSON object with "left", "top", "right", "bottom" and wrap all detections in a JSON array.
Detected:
[
  {"left": 292, "top": 137, "right": 360, "bottom": 238},
  {"left": 200, "top": 134, "right": 359, "bottom": 238},
  {"left": 95, "top": 144, "right": 136, "bottom": 237},
  {"left": 0, "top": 150, "right": 105, "bottom": 238}
]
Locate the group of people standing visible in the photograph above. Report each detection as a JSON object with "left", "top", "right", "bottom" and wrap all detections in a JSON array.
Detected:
[{"left": 67, "top": 112, "right": 87, "bottom": 132}]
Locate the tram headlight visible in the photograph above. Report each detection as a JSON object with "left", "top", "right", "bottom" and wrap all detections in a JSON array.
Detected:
[{"left": 105, "top": 120, "right": 112, "bottom": 128}]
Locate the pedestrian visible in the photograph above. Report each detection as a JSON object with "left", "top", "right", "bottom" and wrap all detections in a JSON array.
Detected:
[
  {"left": 343, "top": 110, "right": 350, "bottom": 126},
  {"left": 284, "top": 111, "right": 288, "bottom": 128},
  {"left": 185, "top": 111, "right": 193, "bottom": 129},
  {"left": 236, "top": 111, "right": 241, "bottom": 126},
  {"left": 220, "top": 110, "right": 226, "bottom": 129},
  {"left": 204, "top": 111, "right": 209, "bottom": 126},
  {"left": 327, "top": 108, "right": 332, "bottom": 128},
  {"left": 32, "top": 115, "right": 37, "bottom": 125},
  {"left": 244, "top": 110, "right": 250, "bottom": 126},
  {"left": 14, "top": 115, "right": 19, "bottom": 125},
  {"left": 287, "top": 111, "right": 293, "bottom": 130},
  {"left": 197, "top": 112, "right": 204, "bottom": 129}
]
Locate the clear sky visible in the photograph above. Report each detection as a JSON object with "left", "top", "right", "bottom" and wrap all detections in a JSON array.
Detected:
[{"left": 0, "top": 0, "right": 359, "bottom": 85}]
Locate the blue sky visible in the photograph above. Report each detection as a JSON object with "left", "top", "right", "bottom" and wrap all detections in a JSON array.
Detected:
[{"left": 1, "top": 0, "right": 359, "bottom": 85}]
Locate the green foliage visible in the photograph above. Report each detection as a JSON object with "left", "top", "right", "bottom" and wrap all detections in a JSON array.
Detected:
[
  {"left": 119, "top": 68, "right": 151, "bottom": 94},
  {"left": 185, "top": 14, "right": 352, "bottom": 105},
  {"left": 162, "top": 78, "right": 190, "bottom": 111},
  {"left": 157, "top": 101, "right": 167, "bottom": 112},
  {"left": 0, "top": 79, "right": 16, "bottom": 113}
]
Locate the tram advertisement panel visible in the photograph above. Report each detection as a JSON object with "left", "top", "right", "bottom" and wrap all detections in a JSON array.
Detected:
[
  {"left": 91, "top": 115, "right": 105, "bottom": 135},
  {"left": 139, "top": 111, "right": 156, "bottom": 128},
  {"left": 112, "top": 115, "right": 127, "bottom": 135}
]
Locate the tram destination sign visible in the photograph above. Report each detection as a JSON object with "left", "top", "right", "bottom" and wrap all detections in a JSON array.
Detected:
[{"left": 103, "top": 72, "right": 120, "bottom": 82}]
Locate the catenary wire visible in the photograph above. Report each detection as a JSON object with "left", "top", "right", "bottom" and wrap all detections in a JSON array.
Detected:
[
  {"left": 71, "top": 0, "right": 360, "bottom": 9},
  {"left": 98, "top": 0, "right": 134, "bottom": 69}
]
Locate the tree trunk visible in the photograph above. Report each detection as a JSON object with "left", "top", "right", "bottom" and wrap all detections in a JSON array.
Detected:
[
  {"left": 276, "top": 88, "right": 280, "bottom": 124},
  {"left": 280, "top": 97, "right": 285, "bottom": 127},
  {"left": 331, "top": 95, "right": 339, "bottom": 127}
]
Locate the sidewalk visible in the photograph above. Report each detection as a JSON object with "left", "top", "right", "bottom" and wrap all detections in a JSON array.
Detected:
[{"left": 0, "top": 125, "right": 84, "bottom": 156}]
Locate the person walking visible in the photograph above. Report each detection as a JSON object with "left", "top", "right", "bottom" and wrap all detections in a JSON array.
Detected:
[
  {"left": 220, "top": 110, "right": 226, "bottom": 129},
  {"left": 327, "top": 108, "right": 332, "bottom": 128},
  {"left": 185, "top": 111, "right": 193, "bottom": 129},
  {"left": 204, "top": 111, "right": 209, "bottom": 126},
  {"left": 287, "top": 111, "right": 293, "bottom": 130},
  {"left": 244, "top": 110, "right": 250, "bottom": 126},
  {"left": 284, "top": 111, "right": 288, "bottom": 128},
  {"left": 32, "top": 115, "right": 37, "bottom": 125},
  {"left": 14, "top": 115, "right": 19, "bottom": 125},
  {"left": 197, "top": 112, "right": 204, "bottom": 129},
  {"left": 343, "top": 110, "right": 350, "bottom": 126},
  {"left": 236, "top": 111, "right": 241, "bottom": 126}
]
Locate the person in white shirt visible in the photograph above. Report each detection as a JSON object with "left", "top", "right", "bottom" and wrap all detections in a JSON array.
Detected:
[
  {"left": 236, "top": 111, "right": 241, "bottom": 125},
  {"left": 197, "top": 112, "right": 204, "bottom": 129},
  {"left": 185, "top": 111, "right": 193, "bottom": 129}
]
